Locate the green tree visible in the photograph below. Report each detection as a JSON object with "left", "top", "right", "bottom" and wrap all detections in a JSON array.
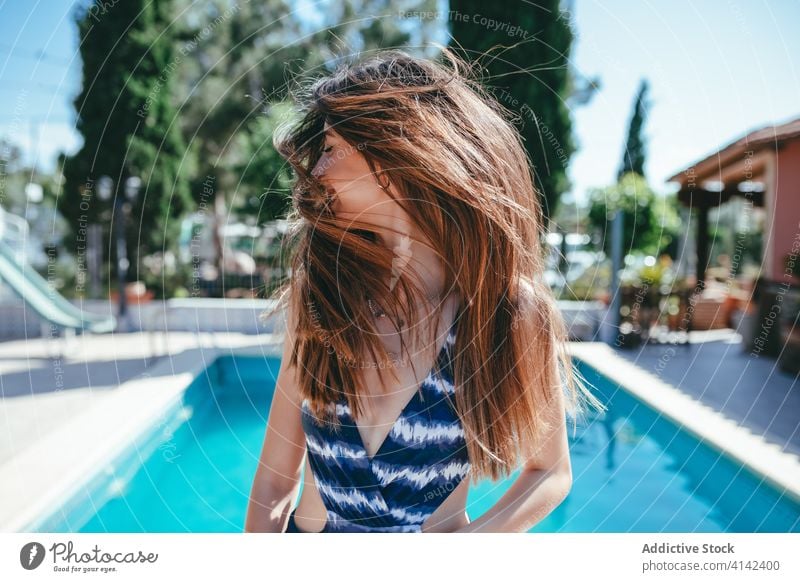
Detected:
[
  {"left": 0, "top": 139, "right": 27, "bottom": 212},
  {"left": 172, "top": 0, "right": 316, "bottom": 278},
  {"left": 448, "top": 0, "right": 582, "bottom": 221},
  {"left": 61, "top": 0, "right": 193, "bottom": 277},
  {"left": 233, "top": 102, "right": 296, "bottom": 221},
  {"left": 174, "top": 0, "right": 432, "bottom": 276},
  {"left": 618, "top": 79, "right": 650, "bottom": 180},
  {"left": 587, "top": 173, "right": 680, "bottom": 257}
]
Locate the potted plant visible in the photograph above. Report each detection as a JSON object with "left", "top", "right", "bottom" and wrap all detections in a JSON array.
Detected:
[{"left": 109, "top": 281, "right": 154, "bottom": 304}]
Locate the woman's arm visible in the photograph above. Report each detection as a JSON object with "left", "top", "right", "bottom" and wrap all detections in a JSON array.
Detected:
[
  {"left": 455, "top": 349, "right": 574, "bottom": 533},
  {"left": 455, "top": 469, "right": 571, "bottom": 533},
  {"left": 244, "top": 300, "right": 307, "bottom": 533}
]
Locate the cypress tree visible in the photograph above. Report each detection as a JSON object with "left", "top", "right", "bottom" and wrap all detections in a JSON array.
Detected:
[
  {"left": 618, "top": 79, "right": 650, "bottom": 180},
  {"left": 61, "top": 0, "right": 193, "bottom": 288},
  {"left": 448, "top": 0, "right": 576, "bottom": 221}
]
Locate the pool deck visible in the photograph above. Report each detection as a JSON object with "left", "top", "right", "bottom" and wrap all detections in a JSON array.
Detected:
[
  {"left": 0, "top": 331, "right": 283, "bottom": 532},
  {"left": 0, "top": 328, "right": 798, "bottom": 531},
  {"left": 569, "top": 330, "right": 800, "bottom": 505}
]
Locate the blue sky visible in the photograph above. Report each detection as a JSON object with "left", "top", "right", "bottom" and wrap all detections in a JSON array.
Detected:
[{"left": 1, "top": 0, "right": 798, "bottom": 205}]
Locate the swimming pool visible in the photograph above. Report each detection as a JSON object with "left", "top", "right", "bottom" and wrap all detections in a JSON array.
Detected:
[{"left": 43, "top": 355, "right": 800, "bottom": 533}]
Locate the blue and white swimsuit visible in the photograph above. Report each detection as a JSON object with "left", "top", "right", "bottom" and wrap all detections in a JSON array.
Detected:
[{"left": 290, "top": 316, "right": 470, "bottom": 532}]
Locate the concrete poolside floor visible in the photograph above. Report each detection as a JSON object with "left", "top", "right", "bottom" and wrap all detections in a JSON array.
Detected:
[
  {"left": 0, "top": 331, "right": 281, "bottom": 468},
  {"left": 569, "top": 329, "right": 800, "bottom": 505},
  {"left": 592, "top": 329, "right": 799, "bottom": 458},
  {"left": 1, "top": 329, "right": 797, "bottom": 466}
]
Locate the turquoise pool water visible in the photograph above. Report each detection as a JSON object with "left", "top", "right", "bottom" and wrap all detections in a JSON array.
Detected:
[{"left": 50, "top": 355, "right": 800, "bottom": 533}]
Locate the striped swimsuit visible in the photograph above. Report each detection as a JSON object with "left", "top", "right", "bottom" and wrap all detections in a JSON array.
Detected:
[{"left": 288, "top": 315, "right": 470, "bottom": 532}]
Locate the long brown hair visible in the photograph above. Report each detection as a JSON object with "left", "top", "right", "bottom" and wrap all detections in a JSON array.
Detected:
[{"left": 263, "top": 48, "right": 605, "bottom": 482}]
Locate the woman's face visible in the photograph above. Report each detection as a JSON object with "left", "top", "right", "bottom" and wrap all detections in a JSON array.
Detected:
[{"left": 311, "top": 122, "right": 391, "bottom": 220}]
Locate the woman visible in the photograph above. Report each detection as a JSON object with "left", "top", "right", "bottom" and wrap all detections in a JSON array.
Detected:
[{"left": 245, "top": 48, "right": 604, "bottom": 533}]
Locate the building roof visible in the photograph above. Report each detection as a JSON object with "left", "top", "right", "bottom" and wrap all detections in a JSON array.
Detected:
[{"left": 667, "top": 114, "right": 800, "bottom": 188}]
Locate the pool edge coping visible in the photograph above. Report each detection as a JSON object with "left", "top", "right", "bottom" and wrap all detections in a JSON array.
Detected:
[
  {"left": 568, "top": 342, "right": 800, "bottom": 506},
  {"left": 0, "top": 336, "right": 284, "bottom": 533},
  {"left": 4, "top": 335, "right": 795, "bottom": 531}
]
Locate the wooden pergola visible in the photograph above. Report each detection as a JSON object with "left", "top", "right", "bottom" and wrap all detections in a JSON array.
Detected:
[{"left": 667, "top": 116, "right": 800, "bottom": 288}]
